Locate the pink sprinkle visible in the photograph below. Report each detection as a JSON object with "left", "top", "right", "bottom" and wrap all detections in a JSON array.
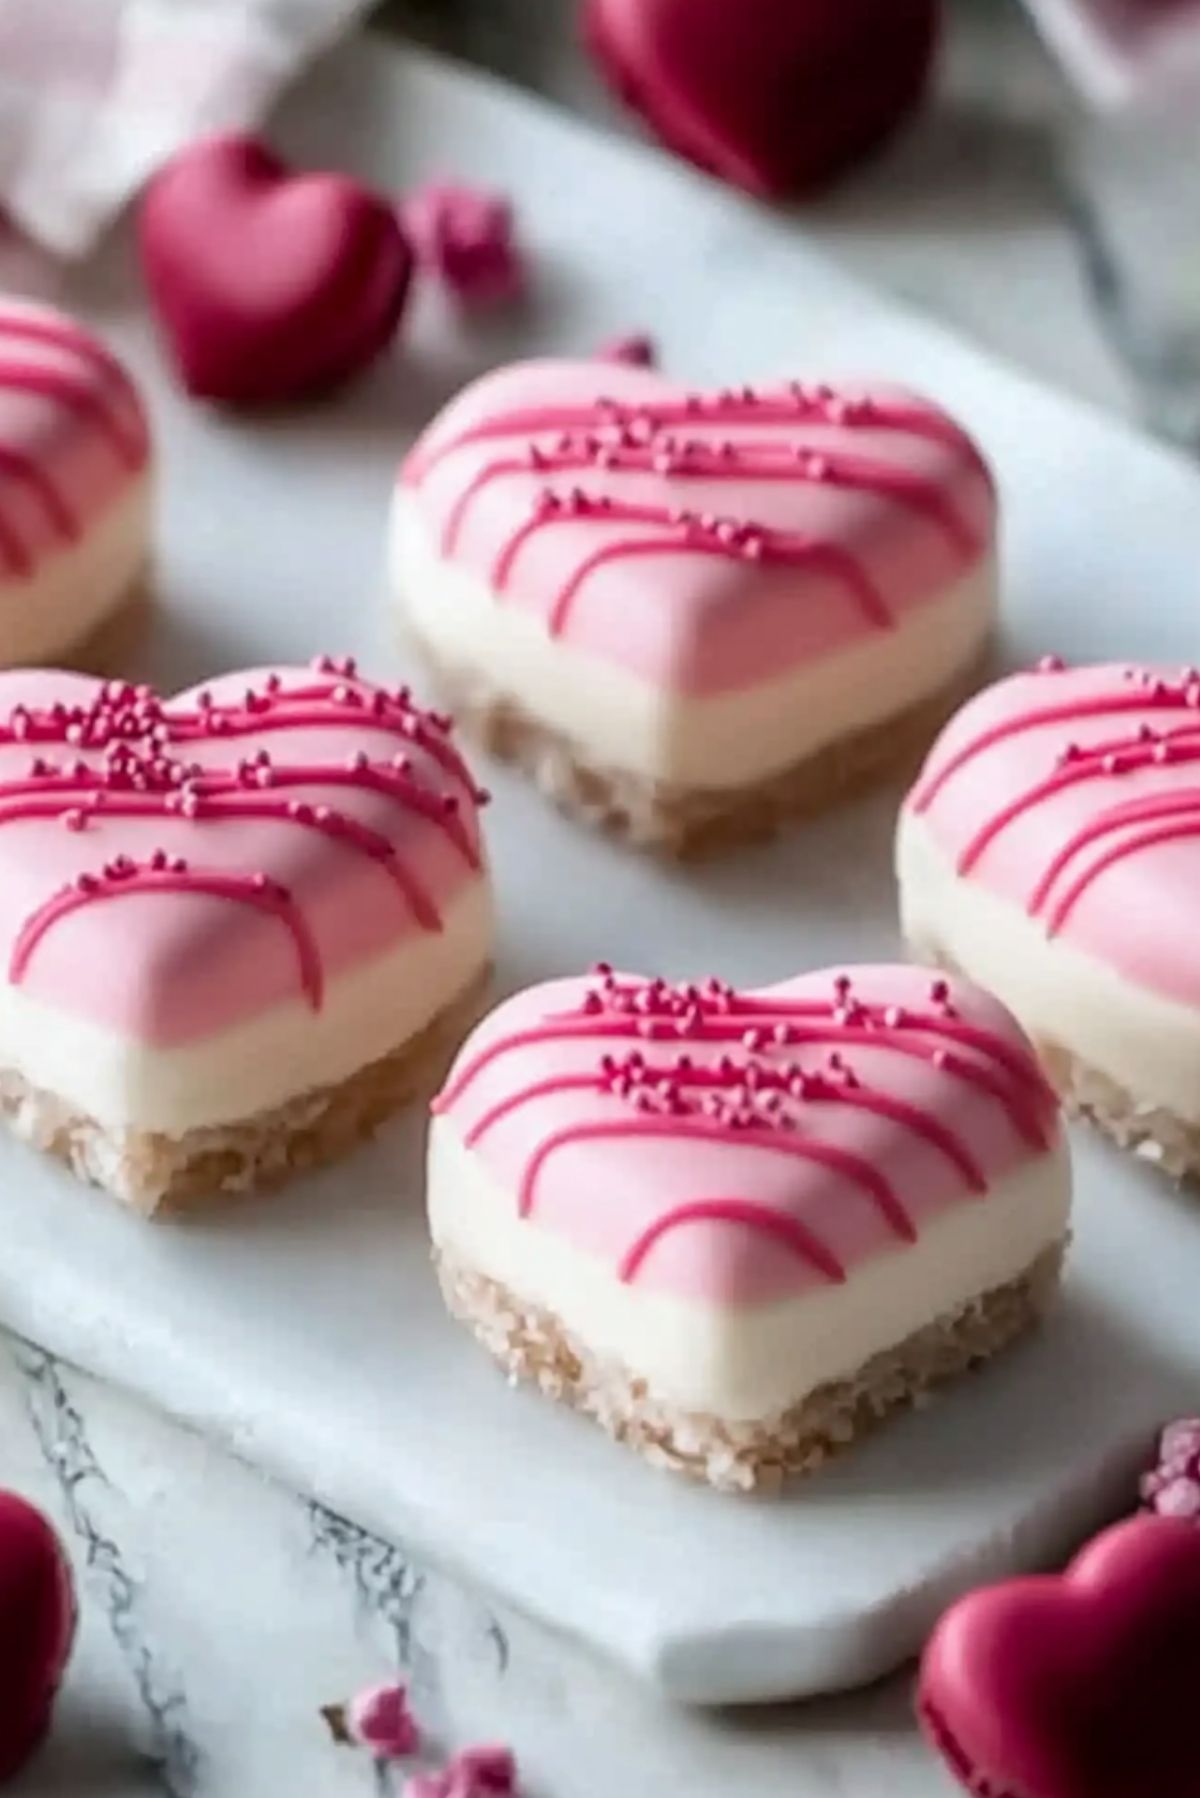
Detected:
[
  {"left": 406, "top": 1747, "right": 518, "bottom": 1797},
  {"left": 594, "top": 332, "right": 658, "bottom": 369},
  {"left": 1037, "top": 654, "right": 1066, "bottom": 673},
  {"left": 403, "top": 182, "right": 525, "bottom": 308},
  {"left": 452, "top": 1746, "right": 519, "bottom": 1795},
  {"left": 1155, "top": 1478, "right": 1200, "bottom": 1519},
  {"left": 1142, "top": 1419, "right": 1200, "bottom": 1522},
  {"left": 344, "top": 1682, "right": 420, "bottom": 1760},
  {"left": 1161, "top": 1419, "right": 1200, "bottom": 1460}
]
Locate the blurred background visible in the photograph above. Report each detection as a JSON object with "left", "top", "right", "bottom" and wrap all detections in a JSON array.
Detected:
[{"left": 380, "top": 0, "right": 1200, "bottom": 450}]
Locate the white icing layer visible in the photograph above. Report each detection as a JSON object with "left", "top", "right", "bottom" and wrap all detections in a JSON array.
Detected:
[
  {"left": 0, "top": 878, "right": 492, "bottom": 1134},
  {"left": 0, "top": 476, "right": 151, "bottom": 665},
  {"left": 391, "top": 497, "right": 996, "bottom": 790},
  {"left": 898, "top": 810, "right": 1200, "bottom": 1125},
  {"left": 427, "top": 1117, "right": 1071, "bottom": 1421}
]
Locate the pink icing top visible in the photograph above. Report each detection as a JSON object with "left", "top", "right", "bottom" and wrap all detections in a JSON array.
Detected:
[
  {"left": 0, "top": 662, "right": 488, "bottom": 1045},
  {"left": 0, "top": 301, "right": 150, "bottom": 581},
  {"left": 432, "top": 964, "right": 1058, "bottom": 1304},
  {"left": 909, "top": 659, "right": 1200, "bottom": 1010},
  {"left": 400, "top": 360, "right": 995, "bottom": 695}
]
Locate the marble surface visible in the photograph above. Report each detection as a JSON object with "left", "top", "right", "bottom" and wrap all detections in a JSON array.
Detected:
[
  {"left": 0, "top": 5, "right": 1178, "bottom": 1794},
  {"left": 4, "top": 1338, "right": 955, "bottom": 1798}
]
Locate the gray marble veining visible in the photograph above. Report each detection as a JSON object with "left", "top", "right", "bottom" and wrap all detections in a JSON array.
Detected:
[
  {"left": 17, "top": 1348, "right": 202, "bottom": 1797},
  {"left": 0, "top": 8, "right": 1184, "bottom": 1795},
  {"left": 1, "top": 1330, "right": 957, "bottom": 1797}
]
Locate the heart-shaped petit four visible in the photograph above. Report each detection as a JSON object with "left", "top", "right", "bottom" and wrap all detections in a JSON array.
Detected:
[
  {"left": 899, "top": 659, "right": 1200, "bottom": 1177},
  {"left": 138, "top": 134, "right": 412, "bottom": 406},
  {"left": 585, "top": 0, "right": 939, "bottom": 198},
  {"left": 392, "top": 359, "right": 996, "bottom": 854},
  {"left": 428, "top": 963, "right": 1069, "bottom": 1491},
  {"left": 0, "top": 1491, "right": 75, "bottom": 1782},
  {"left": 0, "top": 660, "right": 492, "bottom": 1213},
  {"left": 919, "top": 1515, "right": 1200, "bottom": 1798},
  {"left": 0, "top": 299, "right": 151, "bottom": 668}
]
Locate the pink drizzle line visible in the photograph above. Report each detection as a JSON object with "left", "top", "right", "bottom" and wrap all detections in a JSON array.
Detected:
[
  {"left": 518, "top": 1116, "right": 918, "bottom": 1241},
  {"left": 439, "top": 975, "right": 1054, "bottom": 1290},
  {"left": 618, "top": 1199, "right": 847, "bottom": 1285},
  {"left": 0, "top": 357, "right": 144, "bottom": 468},
  {"left": 435, "top": 1009, "right": 1050, "bottom": 1144},
  {"left": 0, "top": 444, "right": 79, "bottom": 563},
  {"left": 11, "top": 862, "right": 323, "bottom": 1008},
  {"left": 956, "top": 731, "right": 1200, "bottom": 875},
  {"left": 404, "top": 387, "right": 982, "bottom": 487},
  {"left": 169, "top": 686, "right": 480, "bottom": 797},
  {"left": 463, "top": 1065, "right": 986, "bottom": 1190},
  {"left": 912, "top": 684, "right": 1200, "bottom": 813},
  {"left": 914, "top": 668, "right": 1200, "bottom": 935},
  {"left": 0, "top": 671, "right": 486, "bottom": 1011},
  {"left": 441, "top": 442, "right": 980, "bottom": 562},
  {"left": 0, "top": 309, "right": 143, "bottom": 403},
  {"left": 1042, "top": 818, "right": 1200, "bottom": 935},
  {"left": 0, "top": 308, "right": 148, "bottom": 580},
  {"left": 1026, "top": 789, "right": 1200, "bottom": 930},
  {"left": 51, "top": 787, "right": 441, "bottom": 931},
  {"left": 493, "top": 499, "right": 892, "bottom": 634},
  {"left": 0, "top": 761, "right": 479, "bottom": 930}
]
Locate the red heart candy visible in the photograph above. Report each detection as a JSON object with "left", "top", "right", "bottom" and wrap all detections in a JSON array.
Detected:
[
  {"left": 138, "top": 133, "right": 412, "bottom": 406},
  {"left": 0, "top": 1492, "right": 75, "bottom": 1782},
  {"left": 918, "top": 1515, "right": 1200, "bottom": 1798},
  {"left": 584, "top": 0, "right": 940, "bottom": 197}
]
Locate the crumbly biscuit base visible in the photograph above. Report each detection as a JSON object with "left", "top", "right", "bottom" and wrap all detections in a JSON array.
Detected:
[
  {"left": 906, "top": 929, "right": 1200, "bottom": 1182},
  {"left": 5, "top": 569, "right": 155, "bottom": 678},
  {"left": 0, "top": 971, "right": 488, "bottom": 1216},
  {"left": 413, "top": 641, "right": 984, "bottom": 858},
  {"left": 1030, "top": 1041, "right": 1200, "bottom": 1181},
  {"left": 434, "top": 1239, "right": 1066, "bottom": 1493}
]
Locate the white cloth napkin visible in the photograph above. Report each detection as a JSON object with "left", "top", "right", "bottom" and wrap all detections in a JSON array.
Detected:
[{"left": 0, "top": 0, "right": 373, "bottom": 257}]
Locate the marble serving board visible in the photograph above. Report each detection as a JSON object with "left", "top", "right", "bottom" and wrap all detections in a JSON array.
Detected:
[{"left": 1, "top": 40, "right": 1199, "bottom": 1709}]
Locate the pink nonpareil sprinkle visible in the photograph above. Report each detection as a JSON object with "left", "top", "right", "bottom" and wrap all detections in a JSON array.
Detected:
[
  {"left": 406, "top": 1745, "right": 519, "bottom": 1798},
  {"left": 403, "top": 183, "right": 525, "bottom": 308},
  {"left": 340, "top": 1682, "right": 420, "bottom": 1758},
  {"left": 1141, "top": 1418, "right": 1200, "bottom": 1519},
  {"left": 594, "top": 332, "right": 658, "bottom": 367}
]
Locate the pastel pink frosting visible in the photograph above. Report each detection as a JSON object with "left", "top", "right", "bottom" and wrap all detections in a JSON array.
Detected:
[
  {"left": 432, "top": 964, "right": 1059, "bottom": 1305},
  {"left": 908, "top": 659, "right": 1200, "bottom": 1010},
  {"left": 0, "top": 663, "right": 488, "bottom": 1046},
  {"left": 0, "top": 300, "right": 149, "bottom": 579},
  {"left": 400, "top": 360, "right": 995, "bottom": 695}
]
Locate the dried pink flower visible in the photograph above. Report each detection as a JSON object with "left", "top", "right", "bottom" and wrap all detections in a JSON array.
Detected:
[{"left": 403, "top": 183, "right": 525, "bottom": 308}]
